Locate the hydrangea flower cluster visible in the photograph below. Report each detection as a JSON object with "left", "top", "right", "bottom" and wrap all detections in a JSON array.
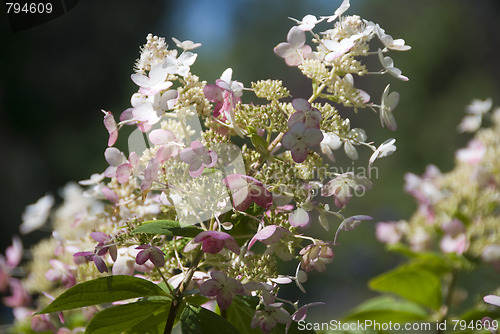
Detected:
[
  {"left": 2, "top": 2, "right": 411, "bottom": 333},
  {"left": 373, "top": 99, "right": 500, "bottom": 329}
]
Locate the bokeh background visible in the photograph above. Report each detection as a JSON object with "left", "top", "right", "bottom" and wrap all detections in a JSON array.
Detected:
[{"left": 1, "top": 0, "right": 499, "bottom": 326}]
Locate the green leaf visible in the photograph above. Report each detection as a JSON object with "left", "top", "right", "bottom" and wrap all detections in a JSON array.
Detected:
[
  {"left": 85, "top": 299, "right": 170, "bottom": 334},
  {"left": 181, "top": 304, "right": 239, "bottom": 334},
  {"left": 226, "top": 296, "right": 261, "bottom": 334},
  {"left": 250, "top": 133, "right": 269, "bottom": 154},
  {"left": 38, "top": 275, "right": 167, "bottom": 314},
  {"left": 131, "top": 220, "right": 203, "bottom": 238},
  {"left": 369, "top": 264, "right": 442, "bottom": 310},
  {"left": 344, "top": 296, "right": 429, "bottom": 323}
]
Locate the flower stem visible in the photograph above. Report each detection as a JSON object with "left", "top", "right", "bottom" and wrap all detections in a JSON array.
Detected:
[
  {"left": 437, "top": 270, "right": 459, "bottom": 334},
  {"left": 163, "top": 250, "right": 204, "bottom": 334}
]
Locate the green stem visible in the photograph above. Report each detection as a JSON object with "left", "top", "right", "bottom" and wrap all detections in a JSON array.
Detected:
[
  {"left": 163, "top": 250, "right": 204, "bottom": 334},
  {"left": 437, "top": 270, "right": 459, "bottom": 334}
]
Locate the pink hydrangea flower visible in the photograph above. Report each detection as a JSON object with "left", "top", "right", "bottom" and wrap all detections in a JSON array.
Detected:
[
  {"left": 456, "top": 139, "right": 486, "bottom": 165},
  {"left": 179, "top": 141, "right": 218, "bottom": 177},
  {"left": 484, "top": 295, "right": 500, "bottom": 307},
  {"left": 251, "top": 294, "right": 292, "bottom": 334},
  {"left": 223, "top": 174, "right": 273, "bottom": 211},
  {"left": 248, "top": 225, "right": 291, "bottom": 249},
  {"left": 199, "top": 271, "right": 244, "bottom": 310},
  {"left": 375, "top": 221, "right": 403, "bottom": 245},
  {"left": 299, "top": 243, "right": 334, "bottom": 272},
  {"left": 282, "top": 122, "right": 323, "bottom": 163},
  {"left": 193, "top": 231, "right": 240, "bottom": 255},
  {"left": 3, "top": 278, "right": 31, "bottom": 307},
  {"left": 288, "top": 98, "right": 322, "bottom": 129},
  {"left": 45, "top": 259, "right": 76, "bottom": 288},
  {"left": 91, "top": 232, "right": 117, "bottom": 262},
  {"left": 73, "top": 251, "right": 108, "bottom": 273},
  {"left": 102, "top": 110, "right": 118, "bottom": 147},
  {"left": 135, "top": 245, "right": 165, "bottom": 268},
  {"left": 321, "top": 172, "right": 372, "bottom": 208},
  {"left": 274, "top": 26, "right": 312, "bottom": 66}
]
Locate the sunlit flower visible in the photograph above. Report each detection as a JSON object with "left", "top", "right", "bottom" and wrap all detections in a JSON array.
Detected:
[
  {"left": 379, "top": 84, "right": 399, "bottom": 130},
  {"left": 282, "top": 122, "right": 323, "bottom": 163},
  {"left": 320, "top": 131, "right": 342, "bottom": 162},
  {"left": 163, "top": 51, "right": 197, "bottom": 77},
  {"left": 458, "top": 98, "right": 493, "bottom": 133},
  {"left": 374, "top": 24, "right": 411, "bottom": 51},
  {"left": 288, "top": 98, "right": 322, "bottom": 129},
  {"left": 322, "top": 172, "right": 372, "bottom": 208},
  {"left": 274, "top": 26, "right": 312, "bottom": 66},
  {"left": 288, "top": 14, "right": 324, "bottom": 31},
  {"left": 20, "top": 194, "right": 54, "bottom": 235},
  {"left": 130, "top": 63, "right": 172, "bottom": 96},
  {"left": 378, "top": 49, "right": 409, "bottom": 81},
  {"left": 193, "top": 231, "right": 240, "bottom": 255},
  {"left": 102, "top": 110, "right": 118, "bottom": 146},
  {"left": 321, "top": 0, "right": 350, "bottom": 22},
  {"left": 199, "top": 271, "right": 244, "bottom": 310},
  {"left": 299, "top": 243, "right": 334, "bottom": 272},
  {"left": 172, "top": 37, "right": 202, "bottom": 51},
  {"left": 179, "top": 141, "right": 218, "bottom": 177}
]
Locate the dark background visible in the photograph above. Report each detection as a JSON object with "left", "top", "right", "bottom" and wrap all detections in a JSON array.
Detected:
[{"left": 1, "top": 0, "right": 499, "bottom": 325}]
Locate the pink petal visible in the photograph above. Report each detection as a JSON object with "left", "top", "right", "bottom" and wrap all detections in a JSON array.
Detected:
[
  {"left": 289, "top": 208, "right": 310, "bottom": 227},
  {"left": 216, "top": 288, "right": 234, "bottom": 310},
  {"left": 223, "top": 237, "right": 241, "bottom": 255},
  {"left": 201, "top": 238, "right": 225, "bottom": 254},
  {"left": 149, "top": 129, "right": 175, "bottom": 145},
  {"left": 302, "top": 128, "right": 324, "bottom": 147},
  {"left": 90, "top": 232, "right": 109, "bottom": 243},
  {"left": 281, "top": 131, "right": 299, "bottom": 150},
  {"left": 102, "top": 187, "right": 119, "bottom": 204},
  {"left": 200, "top": 279, "right": 221, "bottom": 297},
  {"left": 116, "top": 164, "right": 132, "bottom": 184},
  {"left": 287, "top": 26, "right": 306, "bottom": 48},
  {"left": 105, "top": 148, "right": 126, "bottom": 167},
  {"left": 291, "top": 145, "right": 309, "bottom": 163},
  {"left": 180, "top": 148, "right": 199, "bottom": 164},
  {"left": 292, "top": 98, "right": 310, "bottom": 112},
  {"left": 6, "top": 236, "right": 22, "bottom": 268},
  {"left": 484, "top": 295, "right": 500, "bottom": 307},
  {"left": 149, "top": 247, "right": 166, "bottom": 267},
  {"left": 103, "top": 112, "right": 118, "bottom": 147},
  {"left": 93, "top": 255, "right": 108, "bottom": 273},
  {"left": 135, "top": 250, "right": 149, "bottom": 265},
  {"left": 204, "top": 84, "right": 224, "bottom": 103}
]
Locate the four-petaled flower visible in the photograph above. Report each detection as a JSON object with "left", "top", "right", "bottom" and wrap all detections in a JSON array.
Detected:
[
  {"left": 135, "top": 244, "right": 165, "bottom": 268},
  {"left": 251, "top": 294, "right": 292, "bottom": 333},
  {"left": 299, "top": 243, "right": 334, "bottom": 272},
  {"left": 193, "top": 231, "right": 240, "bottom": 255},
  {"left": 379, "top": 84, "right": 399, "bottom": 131},
  {"left": 378, "top": 48, "right": 409, "bottom": 81},
  {"left": 130, "top": 63, "right": 172, "bottom": 96},
  {"left": 374, "top": 24, "right": 411, "bottom": 51},
  {"left": 282, "top": 122, "right": 324, "bottom": 163},
  {"left": 199, "top": 271, "right": 244, "bottom": 309},
  {"left": 223, "top": 174, "right": 273, "bottom": 211},
  {"left": 274, "top": 26, "right": 312, "bottom": 67},
  {"left": 163, "top": 52, "right": 197, "bottom": 77},
  {"left": 179, "top": 141, "right": 218, "bottom": 177},
  {"left": 91, "top": 232, "right": 117, "bottom": 262},
  {"left": 288, "top": 14, "right": 324, "bottom": 31},
  {"left": 288, "top": 98, "right": 322, "bottom": 129},
  {"left": 172, "top": 37, "right": 201, "bottom": 51},
  {"left": 322, "top": 172, "right": 373, "bottom": 208}
]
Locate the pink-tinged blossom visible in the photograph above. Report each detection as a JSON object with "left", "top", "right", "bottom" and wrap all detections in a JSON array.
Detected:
[
  {"left": 179, "top": 141, "right": 218, "bottom": 177},
  {"left": 31, "top": 314, "right": 56, "bottom": 333},
  {"left": 289, "top": 207, "right": 310, "bottom": 228},
  {"left": 288, "top": 14, "right": 324, "bottom": 32},
  {"left": 334, "top": 215, "right": 372, "bottom": 245},
  {"left": 45, "top": 260, "right": 76, "bottom": 288},
  {"left": 112, "top": 247, "right": 154, "bottom": 275},
  {"left": 484, "top": 295, "right": 500, "bottom": 307},
  {"left": 115, "top": 152, "right": 141, "bottom": 184},
  {"left": 404, "top": 165, "right": 443, "bottom": 221},
  {"left": 320, "top": 132, "right": 342, "bottom": 162},
  {"left": 103, "top": 147, "right": 127, "bottom": 178},
  {"left": 101, "top": 187, "right": 119, "bottom": 204},
  {"left": 288, "top": 98, "right": 322, "bottom": 129},
  {"left": 251, "top": 294, "right": 292, "bottom": 334},
  {"left": 282, "top": 122, "right": 323, "bottom": 163},
  {"left": 223, "top": 174, "right": 273, "bottom": 211},
  {"left": 440, "top": 234, "right": 469, "bottom": 255},
  {"left": 292, "top": 302, "right": 325, "bottom": 322},
  {"left": 379, "top": 84, "right": 399, "bottom": 131},
  {"left": 274, "top": 26, "right": 312, "bottom": 67},
  {"left": 378, "top": 49, "right": 409, "bottom": 81},
  {"left": 172, "top": 37, "right": 202, "bottom": 51},
  {"left": 321, "top": 0, "right": 350, "bottom": 22},
  {"left": 193, "top": 231, "right": 240, "bottom": 255},
  {"left": 323, "top": 37, "right": 357, "bottom": 61},
  {"left": 458, "top": 98, "right": 493, "bottom": 133},
  {"left": 20, "top": 194, "right": 54, "bottom": 235},
  {"left": 131, "top": 90, "right": 178, "bottom": 126},
  {"left": 322, "top": 172, "right": 373, "bottom": 208},
  {"left": 3, "top": 278, "right": 31, "bottom": 307},
  {"left": 199, "top": 271, "right": 244, "bottom": 310},
  {"left": 140, "top": 159, "right": 160, "bottom": 191},
  {"left": 374, "top": 24, "right": 411, "bottom": 51},
  {"left": 456, "top": 139, "right": 486, "bottom": 165},
  {"left": 248, "top": 225, "right": 291, "bottom": 249},
  {"left": 73, "top": 251, "right": 108, "bottom": 273},
  {"left": 5, "top": 236, "right": 22, "bottom": 268},
  {"left": 163, "top": 52, "right": 197, "bottom": 77},
  {"left": 135, "top": 245, "right": 165, "bottom": 267},
  {"left": 103, "top": 110, "right": 118, "bottom": 147},
  {"left": 131, "top": 63, "right": 172, "bottom": 96},
  {"left": 91, "top": 232, "right": 117, "bottom": 262},
  {"left": 375, "top": 221, "right": 403, "bottom": 245},
  {"left": 299, "top": 243, "right": 334, "bottom": 272}
]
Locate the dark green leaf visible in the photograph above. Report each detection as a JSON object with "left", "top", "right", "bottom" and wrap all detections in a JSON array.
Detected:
[
  {"left": 85, "top": 299, "right": 170, "bottom": 334},
  {"left": 226, "top": 296, "right": 261, "bottom": 334},
  {"left": 181, "top": 304, "right": 239, "bottom": 334},
  {"left": 132, "top": 220, "right": 203, "bottom": 237},
  {"left": 369, "top": 264, "right": 442, "bottom": 310},
  {"left": 38, "top": 275, "right": 167, "bottom": 314}
]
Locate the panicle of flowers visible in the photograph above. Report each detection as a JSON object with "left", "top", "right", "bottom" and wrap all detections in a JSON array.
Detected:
[
  {"left": 5, "top": 2, "right": 411, "bottom": 332},
  {"left": 376, "top": 99, "right": 500, "bottom": 261}
]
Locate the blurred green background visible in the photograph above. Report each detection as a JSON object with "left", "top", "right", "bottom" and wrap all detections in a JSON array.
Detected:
[{"left": 1, "top": 0, "right": 499, "bottom": 326}]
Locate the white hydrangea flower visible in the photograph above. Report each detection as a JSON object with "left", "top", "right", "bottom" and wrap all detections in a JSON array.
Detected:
[
  {"left": 20, "top": 194, "right": 54, "bottom": 234},
  {"left": 171, "top": 37, "right": 201, "bottom": 51},
  {"left": 378, "top": 49, "right": 409, "bottom": 81},
  {"left": 379, "top": 84, "right": 400, "bottom": 130},
  {"left": 163, "top": 51, "right": 197, "bottom": 77}
]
